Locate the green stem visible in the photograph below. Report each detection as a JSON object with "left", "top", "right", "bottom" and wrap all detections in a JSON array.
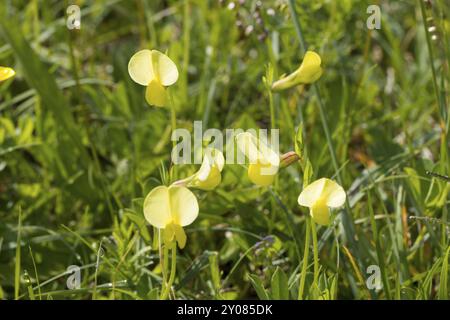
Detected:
[
  {"left": 298, "top": 217, "right": 310, "bottom": 300},
  {"left": 168, "top": 90, "right": 178, "bottom": 179},
  {"left": 310, "top": 220, "right": 319, "bottom": 284},
  {"left": 368, "top": 191, "right": 391, "bottom": 299},
  {"left": 158, "top": 230, "right": 167, "bottom": 294},
  {"left": 419, "top": 0, "right": 448, "bottom": 182},
  {"left": 270, "top": 189, "right": 302, "bottom": 261},
  {"left": 14, "top": 207, "right": 22, "bottom": 300},
  {"left": 268, "top": 87, "right": 276, "bottom": 131},
  {"left": 267, "top": 77, "right": 279, "bottom": 233},
  {"left": 163, "top": 243, "right": 169, "bottom": 276},
  {"left": 182, "top": 0, "right": 190, "bottom": 103},
  {"left": 160, "top": 243, "right": 177, "bottom": 300},
  {"left": 418, "top": 0, "right": 442, "bottom": 116},
  {"left": 287, "top": 0, "right": 307, "bottom": 54},
  {"left": 169, "top": 90, "right": 177, "bottom": 134}
]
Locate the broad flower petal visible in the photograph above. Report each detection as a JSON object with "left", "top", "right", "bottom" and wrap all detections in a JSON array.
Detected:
[
  {"left": 272, "top": 51, "right": 323, "bottom": 91},
  {"left": 298, "top": 178, "right": 346, "bottom": 226},
  {"left": 0, "top": 67, "right": 15, "bottom": 82},
  {"left": 143, "top": 185, "right": 199, "bottom": 228},
  {"left": 143, "top": 186, "right": 172, "bottom": 228},
  {"left": 151, "top": 50, "right": 179, "bottom": 86},
  {"left": 295, "top": 51, "right": 323, "bottom": 84},
  {"left": 190, "top": 149, "right": 225, "bottom": 190},
  {"left": 297, "top": 178, "right": 326, "bottom": 207},
  {"left": 236, "top": 132, "right": 280, "bottom": 186},
  {"left": 128, "top": 49, "right": 178, "bottom": 107},
  {"left": 144, "top": 185, "right": 198, "bottom": 248},
  {"left": 322, "top": 179, "right": 346, "bottom": 208},
  {"left": 128, "top": 50, "right": 155, "bottom": 86},
  {"left": 236, "top": 132, "right": 260, "bottom": 163},
  {"left": 248, "top": 162, "right": 277, "bottom": 186},
  {"left": 168, "top": 186, "right": 199, "bottom": 226}
]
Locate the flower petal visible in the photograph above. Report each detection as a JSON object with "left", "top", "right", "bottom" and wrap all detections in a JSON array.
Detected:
[
  {"left": 196, "top": 156, "right": 213, "bottom": 182},
  {"left": 236, "top": 132, "right": 261, "bottom": 164},
  {"left": 163, "top": 223, "right": 176, "bottom": 245},
  {"left": 210, "top": 148, "right": 225, "bottom": 171},
  {"left": 310, "top": 202, "right": 330, "bottom": 226},
  {"left": 271, "top": 51, "right": 322, "bottom": 91},
  {"left": 151, "top": 50, "right": 179, "bottom": 86},
  {"left": 321, "top": 179, "right": 346, "bottom": 208},
  {"left": 301, "top": 51, "right": 322, "bottom": 69},
  {"left": 189, "top": 149, "right": 224, "bottom": 190},
  {"left": 173, "top": 224, "right": 187, "bottom": 249},
  {"left": 237, "top": 132, "right": 279, "bottom": 186},
  {"left": 298, "top": 178, "right": 327, "bottom": 207},
  {"left": 0, "top": 67, "right": 15, "bottom": 82},
  {"left": 194, "top": 167, "right": 222, "bottom": 190},
  {"left": 143, "top": 186, "right": 172, "bottom": 228},
  {"left": 168, "top": 186, "right": 199, "bottom": 227},
  {"left": 248, "top": 162, "right": 277, "bottom": 186},
  {"left": 296, "top": 51, "right": 323, "bottom": 84},
  {"left": 271, "top": 72, "right": 298, "bottom": 91},
  {"left": 258, "top": 137, "right": 280, "bottom": 167},
  {"left": 145, "top": 79, "right": 167, "bottom": 107},
  {"left": 128, "top": 50, "right": 154, "bottom": 86}
]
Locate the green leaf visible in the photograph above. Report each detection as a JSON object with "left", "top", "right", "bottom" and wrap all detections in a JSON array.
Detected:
[
  {"left": 420, "top": 257, "right": 442, "bottom": 299},
  {"left": 14, "top": 208, "right": 22, "bottom": 300},
  {"left": 248, "top": 274, "right": 269, "bottom": 300},
  {"left": 147, "top": 288, "right": 159, "bottom": 300},
  {"left": 438, "top": 247, "right": 449, "bottom": 300},
  {"left": 294, "top": 123, "right": 304, "bottom": 159},
  {"left": 176, "top": 251, "right": 216, "bottom": 290},
  {"left": 303, "top": 159, "right": 313, "bottom": 187},
  {"left": 17, "top": 117, "right": 34, "bottom": 145},
  {"left": 208, "top": 252, "right": 222, "bottom": 296},
  {"left": 271, "top": 267, "right": 289, "bottom": 300},
  {"left": 124, "top": 211, "right": 151, "bottom": 242},
  {"left": 404, "top": 167, "right": 421, "bottom": 202}
]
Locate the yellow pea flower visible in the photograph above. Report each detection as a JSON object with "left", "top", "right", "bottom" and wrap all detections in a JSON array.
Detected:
[
  {"left": 128, "top": 49, "right": 179, "bottom": 107},
  {"left": 272, "top": 51, "right": 323, "bottom": 91},
  {"left": 236, "top": 132, "right": 280, "bottom": 187},
  {"left": 189, "top": 148, "right": 225, "bottom": 190},
  {"left": 297, "top": 178, "right": 346, "bottom": 226},
  {"left": 0, "top": 66, "right": 15, "bottom": 82},
  {"left": 172, "top": 149, "right": 225, "bottom": 191},
  {"left": 143, "top": 185, "right": 198, "bottom": 249}
]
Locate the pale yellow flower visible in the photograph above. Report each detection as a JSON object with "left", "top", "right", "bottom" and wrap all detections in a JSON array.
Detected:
[
  {"left": 143, "top": 185, "right": 198, "bottom": 249},
  {"left": 236, "top": 132, "right": 280, "bottom": 187},
  {"left": 189, "top": 149, "right": 225, "bottom": 190},
  {"left": 172, "top": 148, "right": 225, "bottom": 191},
  {"left": 128, "top": 50, "right": 179, "bottom": 107},
  {"left": 298, "top": 178, "right": 346, "bottom": 226},
  {"left": 0, "top": 66, "right": 15, "bottom": 82},
  {"left": 272, "top": 51, "right": 323, "bottom": 91}
]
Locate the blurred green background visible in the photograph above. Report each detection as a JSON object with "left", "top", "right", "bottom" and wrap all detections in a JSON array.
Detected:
[{"left": 0, "top": 0, "right": 449, "bottom": 300}]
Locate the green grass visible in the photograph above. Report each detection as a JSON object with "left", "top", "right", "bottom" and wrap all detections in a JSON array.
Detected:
[{"left": 0, "top": 0, "right": 449, "bottom": 300}]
